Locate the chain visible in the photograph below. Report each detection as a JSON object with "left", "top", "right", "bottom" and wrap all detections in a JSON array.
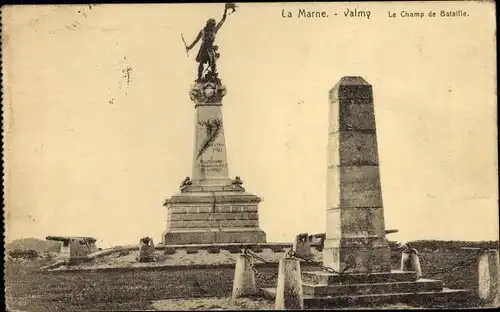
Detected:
[
  {"left": 244, "top": 248, "right": 272, "bottom": 264},
  {"left": 418, "top": 251, "right": 481, "bottom": 277},
  {"left": 243, "top": 248, "right": 278, "bottom": 281},
  {"left": 244, "top": 247, "right": 351, "bottom": 280},
  {"left": 285, "top": 248, "right": 355, "bottom": 278},
  {"left": 418, "top": 254, "right": 443, "bottom": 270},
  {"left": 244, "top": 246, "right": 486, "bottom": 282}
]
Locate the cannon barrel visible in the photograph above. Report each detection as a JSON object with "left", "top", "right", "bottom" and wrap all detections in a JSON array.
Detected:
[
  {"left": 46, "top": 236, "right": 70, "bottom": 242},
  {"left": 311, "top": 230, "right": 397, "bottom": 237},
  {"left": 461, "top": 247, "right": 491, "bottom": 251},
  {"left": 309, "top": 231, "right": 396, "bottom": 240},
  {"left": 385, "top": 229, "right": 399, "bottom": 235},
  {"left": 46, "top": 236, "right": 96, "bottom": 243},
  {"left": 308, "top": 231, "right": 399, "bottom": 249}
]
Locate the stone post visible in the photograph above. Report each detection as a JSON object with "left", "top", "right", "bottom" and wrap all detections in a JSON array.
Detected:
[
  {"left": 478, "top": 249, "right": 499, "bottom": 307},
  {"left": 275, "top": 257, "right": 304, "bottom": 310},
  {"left": 324, "top": 77, "right": 392, "bottom": 273},
  {"left": 232, "top": 254, "right": 257, "bottom": 299}
]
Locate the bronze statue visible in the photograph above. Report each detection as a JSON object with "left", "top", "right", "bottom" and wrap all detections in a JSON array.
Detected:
[
  {"left": 232, "top": 176, "right": 243, "bottom": 185},
  {"left": 180, "top": 176, "right": 192, "bottom": 190},
  {"left": 184, "top": 3, "right": 237, "bottom": 82}
]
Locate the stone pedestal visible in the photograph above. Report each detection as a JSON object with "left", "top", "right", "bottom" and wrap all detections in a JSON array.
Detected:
[
  {"left": 324, "top": 76, "right": 391, "bottom": 273},
  {"left": 162, "top": 80, "right": 266, "bottom": 245},
  {"left": 163, "top": 191, "right": 266, "bottom": 244}
]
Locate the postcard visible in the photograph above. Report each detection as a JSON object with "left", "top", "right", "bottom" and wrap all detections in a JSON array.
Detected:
[{"left": 2, "top": 2, "right": 498, "bottom": 311}]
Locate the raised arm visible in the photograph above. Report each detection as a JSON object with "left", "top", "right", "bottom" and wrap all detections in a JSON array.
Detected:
[
  {"left": 215, "top": 8, "right": 228, "bottom": 32},
  {"left": 187, "top": 31, "right": 202, "bottom": 50}
]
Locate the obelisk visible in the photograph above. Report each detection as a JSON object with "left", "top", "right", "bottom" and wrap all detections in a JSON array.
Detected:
[
  {"left": 162, "top": 4, "right": 266, "bottom": 245},
  {"left": 273, "top": 77, "right": 471, "bottom": 307},
  {"left": 323, "top": 76, "right": 392, "bottom": 273}
]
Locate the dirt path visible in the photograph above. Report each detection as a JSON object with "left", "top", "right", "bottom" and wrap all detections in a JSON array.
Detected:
[
  {"left": 151, "top": 297, "right": 274, "bottom": 311},
  {"left": 150, "top": 297, "right": 417, "bottom": 311}
]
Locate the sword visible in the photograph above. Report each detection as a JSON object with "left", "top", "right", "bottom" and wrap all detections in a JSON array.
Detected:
[
  {"left": 226, "top": 3, "right": 238, "bottom": 15},
  {"left": 181, "top": 33, "right": 189, "bottom": 57}
]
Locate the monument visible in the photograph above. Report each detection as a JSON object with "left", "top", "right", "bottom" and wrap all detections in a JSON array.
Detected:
[
  {"left": 323, "top": 76, "right": 392, "bottom": 273},
  {"left": 263, "top": 77, "right": 471, "bottom": 308},
  {"left": 162, "top": 3, "right": 266, "bottom": 245}
]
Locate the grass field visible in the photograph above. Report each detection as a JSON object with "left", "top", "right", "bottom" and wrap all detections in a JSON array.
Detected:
[{"left": 4, "top": 249, "right": 492, "bottom": 311}]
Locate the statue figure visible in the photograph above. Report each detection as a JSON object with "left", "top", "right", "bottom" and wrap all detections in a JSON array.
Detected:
[
  {"left": 184, "top": 3, "right": 237, "bottom": 82},
  {"left": 232, "top": 176, "right": 243, "bottom": 185},
  {"left": 180, "top": 176, "right": 192, "bottom": 191}
]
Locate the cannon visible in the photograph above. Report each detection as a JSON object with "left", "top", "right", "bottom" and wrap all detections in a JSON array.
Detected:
[
  {"left": 46, "top": 236, "right": 98, "bottom": 264},
  {"left": 46, "top": 236, "right": 97, "bottom": 245},
  {"left": 306, "top": 230, "right": 398, "bottom": 250}
]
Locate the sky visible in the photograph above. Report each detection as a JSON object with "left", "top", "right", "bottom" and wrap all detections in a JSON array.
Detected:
[{"left": 3, "top": 2, "right": 498, "bottom": 248}]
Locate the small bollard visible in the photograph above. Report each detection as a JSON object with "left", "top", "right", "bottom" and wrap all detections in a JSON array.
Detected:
[
  {"left": 478, "top": 249, "right": 499, "bottom": 307},
  {"left": 275, "top": 256, "right": 304, "bottom": 310},
  {"left": 232, "top": 254, "right": 257, "bottom": 299},
  {"left": 401, "top": 247, "right": 422, "bottom": 279}
]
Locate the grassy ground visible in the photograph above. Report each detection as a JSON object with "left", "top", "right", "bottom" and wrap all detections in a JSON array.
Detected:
[{"left": 4, "top": 249, "right": 491, "bottom": 311}]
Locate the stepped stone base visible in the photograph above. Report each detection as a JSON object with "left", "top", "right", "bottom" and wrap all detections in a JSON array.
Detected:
[
  {"left": 302, "top": 278, "right": 444, "bottom": 296},
  {"left": 162, "top": 191, "right": 266, "bottom": 245},
  {"left": 262, "top": 270, "right": 472, "bottom": 308},
  {"left": 262, "top": 287, "right": 472, "bottom": 308},
  {"left": 162, "top": 228, "right": 266, "bottom": 245},
  {"left": 302, "top": 270, "right": 417, "bottom": 285}
]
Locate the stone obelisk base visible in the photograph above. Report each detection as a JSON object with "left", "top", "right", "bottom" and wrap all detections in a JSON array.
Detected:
[
  {"left": 162, "top": 191, "right": 266, "bottom": 245},
  {"left": 263, "top": 270, "right": 472, "bottom": 309}
]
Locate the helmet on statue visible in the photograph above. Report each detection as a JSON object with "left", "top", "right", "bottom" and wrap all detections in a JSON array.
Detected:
[{"left": 206, "top": 18, "right": 216, "bottom": 27}]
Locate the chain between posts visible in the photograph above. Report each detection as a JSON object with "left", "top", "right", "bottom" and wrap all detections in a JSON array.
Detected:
[
  {"left": 243, "top": 248, "right": 277, "bottom": 281},
  {"left": 418, "top": 248, "right": 486, "bottom": 277},
  {"left": 290, "top": 245, "right": 483, "bottom": 279},
  {"left": 244, "top": 247, "right": 354, "bottom": 278},
  {"left": 284, "top": 248, "right": 355, "bottom": 278},
  {"left": 245, "top": 246, "right": 489, "bottom": 281}
]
